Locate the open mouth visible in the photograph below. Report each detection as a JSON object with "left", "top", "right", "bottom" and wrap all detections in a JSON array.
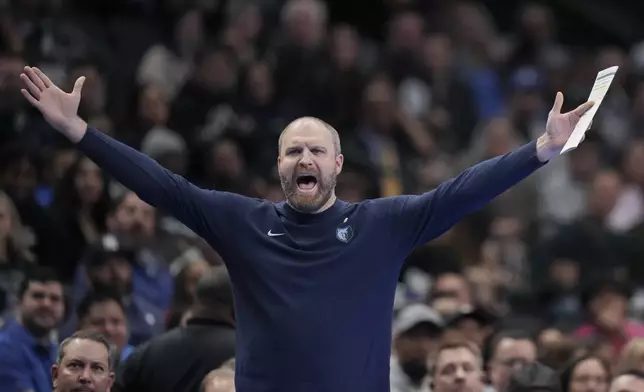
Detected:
[{"left": 296, "top": 174, "right": 318, "bottom": 192}]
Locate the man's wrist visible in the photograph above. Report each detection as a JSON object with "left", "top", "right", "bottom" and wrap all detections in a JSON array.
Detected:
[
  {"left": 536, "top": 133, "right": 556, "bottom": 162},
  {"left": 62, "top": 116, "right": 88, "bottom": 144}
]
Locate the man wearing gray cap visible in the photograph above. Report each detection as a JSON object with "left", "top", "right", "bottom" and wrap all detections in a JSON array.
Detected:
[{"left": 391, "top": 304, "right": 444, "bottom": 392}]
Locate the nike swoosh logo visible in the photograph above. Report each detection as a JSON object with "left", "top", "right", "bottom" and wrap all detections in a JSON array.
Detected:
[{"left": 267, "top": 230, "right": 285, "bottom": 237}]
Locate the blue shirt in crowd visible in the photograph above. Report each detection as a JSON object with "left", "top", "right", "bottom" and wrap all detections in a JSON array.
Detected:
[{"left": 0, "top": 318, "right": 57, "bottom": 392}]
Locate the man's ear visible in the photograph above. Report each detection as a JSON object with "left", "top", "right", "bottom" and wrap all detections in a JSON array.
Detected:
[{"left": 51, "top": 364, "right": 59, "bottom": 389}]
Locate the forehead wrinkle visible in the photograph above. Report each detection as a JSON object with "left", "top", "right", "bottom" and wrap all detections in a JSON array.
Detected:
[{"left": 279, "top": 117, "right": 341, "bottom": 155}]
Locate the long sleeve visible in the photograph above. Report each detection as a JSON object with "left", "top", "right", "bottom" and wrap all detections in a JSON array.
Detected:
[
  {"left": 76, "top": 127, "right": 257, "bottom": 248},
  {"left": 380, "top": 140, "right": 545, "bottom": 252}
]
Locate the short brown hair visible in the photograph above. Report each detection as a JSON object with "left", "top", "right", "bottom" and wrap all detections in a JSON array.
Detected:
[
  {"left": 432, "top": 339, "right": 482, "bottom": 375},
  {"left": 57, "top": 330, "right": 114, "bottom": 369}
]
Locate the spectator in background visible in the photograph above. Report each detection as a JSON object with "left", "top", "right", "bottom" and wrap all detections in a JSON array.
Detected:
[
  {"left": 559, "top": 354, "right": 611, "bottom": 392},
  {"left": 54, "top": 155, "right": 111, "bottom": 282},
  {"left": 0, "top": 267, "right": 65, "bottom": 392},
  {"left": 443, "top": 306, "right": 496, "bottom": 348},
  {"left": 52, "top": 330, "right": 115, "bottom": 392},
  {"left": 487, "top": 331, "right": 538, "bottom": 392},
  {"left": 0, "top": 190, "right": 35, "bottom": 314},
  {"left": 575, "top": 280, "right": 644, "bottom": 359},
  {"left": 616, "top": 338, "right": 644, "bottom": 374},
  {"left": 114, "top": 266, "right": 235, "bottom": 392},
  {"left": 76, "top": 290, "right": 134, "bottom": 363},
  {"left": 137, "top": 9, "right": 204, "bottom": 100},
  {"left": 167, "top": 247, "right": 210, "bottom": 329},
  {"left": 64, "top": 233, "right": 164, "bottom": 346},
  {"left": 390, "top": 304, "right": 444, "bottom": 392},
  {"left": 608, "top": 371, "right": 644, "bottom": 392},
  {"left": 431, "top": 340, "right": 485, "bottom": 392}
]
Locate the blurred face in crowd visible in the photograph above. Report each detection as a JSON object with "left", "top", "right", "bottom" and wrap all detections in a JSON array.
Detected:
[
  {"left": 623, "top": 141, "right": 644, "bottom": 185},
  {"left": 423, "top": 33, "right": 453, "bottom": 71},
  {"left": 569, "top": 357, "right": 610, "bottom": 392},
  {"left": 519, "top": 3, "right": 553, "bottom": 42},
  {"left": 197, "top": 51, "right": 237, "bottom": 92},
  {"left": 109, "top": 192, "right": 156, "bottom": 240},
  {"left": 138, "top": 85, "right": 169, "bottom": 127},
  {"left": 609, "top": 374, "right": 644, "bottom": 392},
  {"left": 569, "top": 141, "right": 601, "bottom": 182},
  {"left": 363, "top": 78, "right": 396, "bottom": 131},
  {"left": 89, "top": 257, "right": 133, "bottom": 297},
  {"left": 2, "top": 156, "right": 38, "bottom": 201},
  {"left": 482, "top": 117, "right": 517, "bottom": 158},
  {"left": 395, "top": 323, "right": 443, "bottom": 384},
  {"left": 388, "top": 12, "right": 423, "bottom": 51},
  {"left": 233, "top": 4, "right": 262, "bottom": 42},
  {"left": 52, "top": 338, "right": 114, "bottom": 392},
  {"left": 245, "top": 62, "right": 273, "bottom": 105},
  {"left": 175, "top": 9, "right": 204, "bottom": 56},
  {"left": 590, "top": 290, "right": 627, "bottom": 333},
  {"left": 79, "top": 299, "right": 128, "bottom": 350},
  {"left": 180, "top": 259, "right": 210, "bottom": 302},
  {"left": 0, "top": 53, "right": 26, "bottom": 109},
  {"left": 209, "top": 139, "right": 245, "bottom": 180},
  {"left": 331, "top": 25, "right": 359, "bottom": 70},
  {"left": 587, "top": 171, "right": 622, "bottom": 219},
  {"left": 19, "top": 280, "right": 65, "bottom": 337},
  {"left": 433, "top": 346, "right": 484, "bottom": 392},
  {"left": 75, "top": 158, "right": 104, "bottom": 206},
  {"left": 278, "top": 118, "right": 343, "bottom": 213},
  {"left": 489, "top": 337, "right": 537, "bottom": 392},
  {"left": 450, "top": 318, "right": 490, "bottom": 348},
  {"left": 433, "top": 273, "right": 472, "bottom": 307},
  {"left": 548, "top": 259, "right": 580, "bottom": 290},
  {"left": 52, "top": 149, "right": 78, "bottom": 183},
  {"left": 284, "top": 0, "right": 325, "bottom": 48}
]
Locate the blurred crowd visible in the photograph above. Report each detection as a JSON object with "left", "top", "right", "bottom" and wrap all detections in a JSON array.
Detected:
[{"left": 2, "top": 0, "right": 644, "bottom": 391}]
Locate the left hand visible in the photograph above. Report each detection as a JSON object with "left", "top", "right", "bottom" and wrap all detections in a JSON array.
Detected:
[{"left": 536, "top": 91, "right": 594, "bottom": 162}]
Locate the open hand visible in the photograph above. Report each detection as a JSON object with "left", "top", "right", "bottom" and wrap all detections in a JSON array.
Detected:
[
  {"left": 20, "top": 66, "right": 87, "bottom": 141},
  {"left": 537, "top": 92, "right": 594, "bottom": 161}
]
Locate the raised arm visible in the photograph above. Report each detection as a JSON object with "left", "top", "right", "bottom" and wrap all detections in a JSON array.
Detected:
[
  {"left": 384, "top": 92, "right": 595, "bottom": 252},
  {"left": 19, "top": 66, "right": 255, "bottom": 245}
]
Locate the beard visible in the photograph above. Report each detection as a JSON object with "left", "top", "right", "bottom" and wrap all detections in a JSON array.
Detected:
[{"left": 280, "top": 170, "right": 337, "bottom": 213}]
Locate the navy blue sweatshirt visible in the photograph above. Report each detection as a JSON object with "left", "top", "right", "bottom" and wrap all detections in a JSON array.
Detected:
[{"left": 77, "top": 127, "right": 545, "bottom": 392}]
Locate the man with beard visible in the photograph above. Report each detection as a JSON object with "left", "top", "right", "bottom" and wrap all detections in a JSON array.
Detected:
[
  {"left": 391, "top": 304, "right": 444, "bottom": 392},
  {"left": 21, "top": 66, "right": 594, "bottom": 392},
  {"left": 52, "top": 330, "right": 115, "bottom": 392},
  {"left": 0, "top": 267, "right": 65, "bottom": 392}
]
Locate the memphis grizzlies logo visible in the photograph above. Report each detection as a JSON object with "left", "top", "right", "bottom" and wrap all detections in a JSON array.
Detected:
[{"left": 336, "top": 225, "right": 354, "bottom": 243}]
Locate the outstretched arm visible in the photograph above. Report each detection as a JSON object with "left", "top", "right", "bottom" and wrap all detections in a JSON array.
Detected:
[
  {"left": 383, "top": 92, "right": 594, "bottom": 252},
  {"left": 20, "top": 66, "right": 255, "bottom": 246}
]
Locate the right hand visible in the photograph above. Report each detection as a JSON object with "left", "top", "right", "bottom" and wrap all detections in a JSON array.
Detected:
[{"left": 20, "top": 66, "right": 87, "bottom": 142}]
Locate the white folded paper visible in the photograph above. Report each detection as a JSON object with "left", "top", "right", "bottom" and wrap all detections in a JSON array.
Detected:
[{"left": 560, "top": 66, "right": 619, "bottom": 154}]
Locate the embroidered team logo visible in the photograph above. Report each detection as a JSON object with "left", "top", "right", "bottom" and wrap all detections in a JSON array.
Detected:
[{"left": 336, "top": 225, "right": 354, "bottom": 243}]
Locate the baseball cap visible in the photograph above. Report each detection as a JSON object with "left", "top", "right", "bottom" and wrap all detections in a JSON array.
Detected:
[
  {"left": 393, "top": 303, "right": 444, "bottom": 338},
  {"left": 85, "top": 233, "right": 136, "bottom": 268}
]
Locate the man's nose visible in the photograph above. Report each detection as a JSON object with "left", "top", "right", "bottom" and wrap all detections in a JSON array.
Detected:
[
  {"left": 79, "top": 367, "right": 92, "bottom": 383},
  {"left": 299, "top": 150, "right": 314, "bottom": 166},
  {"left": 454, "top": 367, "right": 466, "bottom": 381}
]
